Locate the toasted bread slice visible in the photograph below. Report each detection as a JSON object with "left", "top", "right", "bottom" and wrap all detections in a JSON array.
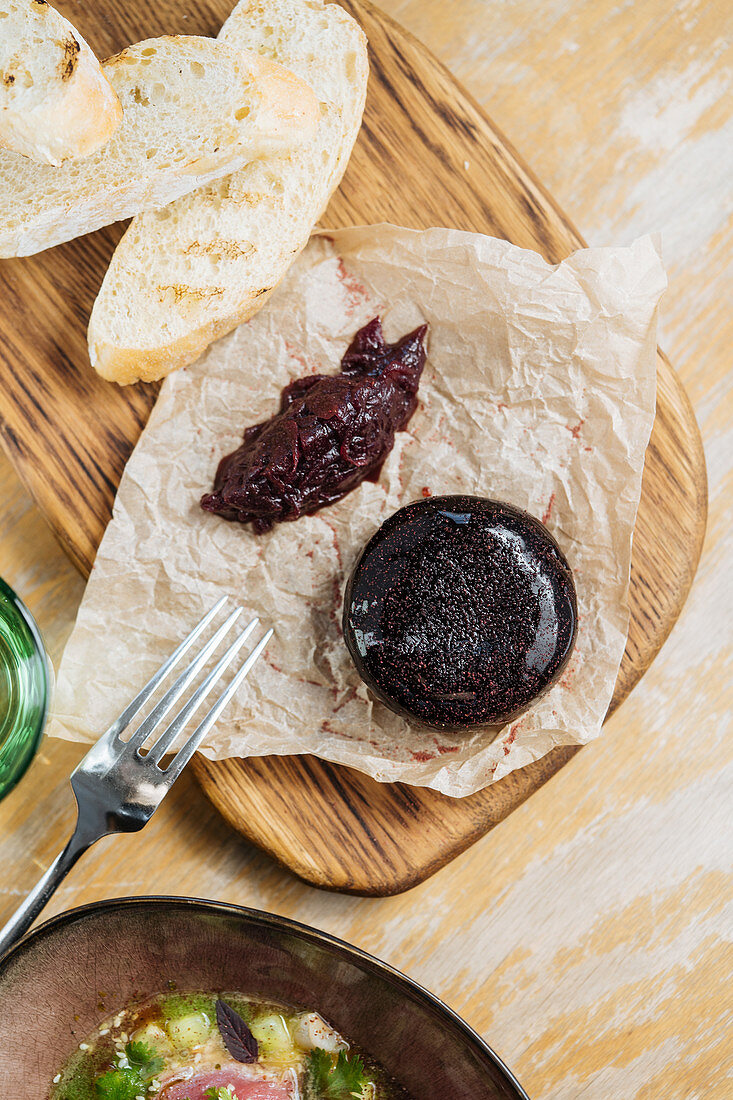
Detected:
[
  {"left": 0, "top": 34, "right": 318, "bottom": 258},
  {"left": 0, "top": 0, "right": 122, "bottom": 166},
  {"left": 88, "top": 0, "right": 368, "bottom": 385}
]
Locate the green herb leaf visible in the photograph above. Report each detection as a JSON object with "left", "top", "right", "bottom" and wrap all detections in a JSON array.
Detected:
[
  {"left": 94, "top": 1041, "right": 163, "bottom": 1099},
  {"left": 204, "top": 1088, "right": 237, "bottom": 1100},
  {"left": 124, "top": 1039, "right": 163, "bottom": 1079},
  {"left": 305, "top": 1047, "right": 372, "bottom": 1099},
  {"left": 306, "top": 1047, "right": 334, "bottom": 1095},
  {"left": 94, "top": 1067, "right": 144, "bottom": 1100},
  {"left": 123, "top": 1040, "right": 149, "bottom": 1067}
]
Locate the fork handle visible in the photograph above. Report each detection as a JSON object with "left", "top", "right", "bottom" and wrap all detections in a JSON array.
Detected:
[{"left": 0, "top": 825, "right": 97, "bottom": 959}]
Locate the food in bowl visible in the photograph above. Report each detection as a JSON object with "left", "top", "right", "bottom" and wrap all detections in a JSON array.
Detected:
[
  {"left": 343, "top": 494, "right": 577, "bottom": 730},
  {"left": 201, "top": 317, "right": 428, "bottom": 532},
  {"left": 50, "top": 988, "right": 409, "bottom": 1100},
  {"left": 0, "top": 898, "right": 527, "bottom": 1099}
]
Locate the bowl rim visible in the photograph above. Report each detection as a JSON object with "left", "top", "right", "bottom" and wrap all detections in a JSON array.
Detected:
[
  {"left": 0, "top": 894, "right": 530, "bottom": 1099},
  {"left": 0, "top": 577, "right": 49, "bottom": 796}
]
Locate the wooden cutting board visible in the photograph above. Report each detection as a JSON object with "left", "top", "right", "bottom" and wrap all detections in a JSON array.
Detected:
[{"left": 0, "top": 0, "right": 706, "bottom": 895}]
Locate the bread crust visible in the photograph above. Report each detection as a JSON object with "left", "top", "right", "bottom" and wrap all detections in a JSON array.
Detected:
[{"left": 91, "top": 286, "right": 280, "bottom": 385}]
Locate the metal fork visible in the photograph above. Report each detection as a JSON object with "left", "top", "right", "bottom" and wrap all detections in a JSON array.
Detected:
[{"left": 0, "top": 597, "right": 272, "bottom": 958}]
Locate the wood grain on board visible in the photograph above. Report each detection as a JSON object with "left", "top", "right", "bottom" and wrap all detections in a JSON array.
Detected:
[{"left": 0, "top": 0, "right": 706, "bottom": 894}]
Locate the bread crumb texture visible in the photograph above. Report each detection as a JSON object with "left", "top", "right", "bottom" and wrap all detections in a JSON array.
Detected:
[{"left": 89, "top": 0, "right": 369, "bottom": 384}]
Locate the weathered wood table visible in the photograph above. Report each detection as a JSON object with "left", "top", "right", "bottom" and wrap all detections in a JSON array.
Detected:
[{"left": 0, "top": 1, "right": 730, "bottom": 1096}]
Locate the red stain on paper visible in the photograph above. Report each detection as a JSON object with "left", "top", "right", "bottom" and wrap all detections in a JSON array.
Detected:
[
  {"left": 322, "top": 518, "right": 343, "bottom": 571},
  {"left": 542, "top": 492, "right": 556, "bottom": 525},
  {"left": 503, "top": 723, "right": 519, "bottom": 755},
  {"left": 565, "top": 419, "right": 585, "bottom": 440},
  {"left": 336, "top": 257, "right": 371, "bottom": 316},
  {"left": 559, "top": 660, "right": 578, "bottom": 692},
  {"left": 284, "top": 339, "right": 319, "bottom": 374},
  {"left": 332, "top": 686, "right": 358, "bottom": 714}
]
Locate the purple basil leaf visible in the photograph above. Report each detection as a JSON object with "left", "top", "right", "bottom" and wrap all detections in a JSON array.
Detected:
[{"left": 215, "top": 999, "right": 259, "bottom": 1063}]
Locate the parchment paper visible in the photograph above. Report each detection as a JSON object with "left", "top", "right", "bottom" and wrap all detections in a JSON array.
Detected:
[{"left": 51, "top": 225, "right": 666, "bottom": 796}]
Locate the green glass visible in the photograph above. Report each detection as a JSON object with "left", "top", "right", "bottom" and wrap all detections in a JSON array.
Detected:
[{"left": 0, "top": 579, "right": 49, "bottom": 800}]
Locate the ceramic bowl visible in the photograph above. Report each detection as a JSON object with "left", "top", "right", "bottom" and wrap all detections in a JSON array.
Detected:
[{"left": 0, "top": 896, "right": 529, "bottom": 1098}]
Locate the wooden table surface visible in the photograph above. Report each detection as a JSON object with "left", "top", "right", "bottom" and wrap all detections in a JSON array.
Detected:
[{"left": 0, "top": 1, "right": 730, "bottom": 1096}]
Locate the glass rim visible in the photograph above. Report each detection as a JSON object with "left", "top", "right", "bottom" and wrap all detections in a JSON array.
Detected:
[{"left": 0, "top": 577, "right": 50, "bottom": 787}]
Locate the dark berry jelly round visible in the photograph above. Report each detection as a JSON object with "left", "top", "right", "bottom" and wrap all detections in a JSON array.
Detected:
[{"left": 343, "top": 495, "right": 577, "bottom": 731}]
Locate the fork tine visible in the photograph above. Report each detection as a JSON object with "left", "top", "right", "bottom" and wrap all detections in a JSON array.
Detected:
[
  {"left": 124, "top": 607, "right": 245, "bottom": 752},
  {"left": 164, "top": 628, "right": 273, "bottom": 782},
  {"left": 145, "top": 618, "right": 259, "bottom": 765},
  {"left": 101, "top": 596, "right": 229, "bottom": 743}
]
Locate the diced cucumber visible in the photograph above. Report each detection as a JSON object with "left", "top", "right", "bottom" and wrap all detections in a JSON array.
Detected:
[
  {"left": 130, "top": 1022, "right": 172, "bottom": 1056},
  {"left": 250, "top": 1013, "right": 298, "bottom": 1065},
  {"left": 165, "top": 1010, "right": 212, "bottom": 1050}
]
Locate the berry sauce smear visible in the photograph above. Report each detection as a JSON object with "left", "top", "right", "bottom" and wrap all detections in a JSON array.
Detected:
[{"left": 201, "top": 317, "right": 428, "bottom": 533}]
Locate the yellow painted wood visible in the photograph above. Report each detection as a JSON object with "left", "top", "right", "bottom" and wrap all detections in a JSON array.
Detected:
[
  {"left": 0, "top": 1, "right": 730, "bottom": 1097},
  {"left": 0, "top": 0, "right": 707, "bottom": 895}
]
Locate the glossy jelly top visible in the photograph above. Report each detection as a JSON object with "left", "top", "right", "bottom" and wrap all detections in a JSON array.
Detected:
[
  {"left": 201, "top": 317, "right": 428, "bottom": 533},
  {"left": 343, "top": 495, "right": 577, "bottom": 731}
]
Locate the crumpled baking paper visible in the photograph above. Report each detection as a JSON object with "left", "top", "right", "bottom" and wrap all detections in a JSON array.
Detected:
[{"left": 50, "top": 225, "right": 666, "bottom": 797}]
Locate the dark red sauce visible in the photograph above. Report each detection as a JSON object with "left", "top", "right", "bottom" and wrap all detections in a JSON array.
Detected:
[
  {"left": 201, "top": 317, "right": 428, "bottom": 532},
  {"left": 343, "top": 495, "right": 577, "bottom": 731}
]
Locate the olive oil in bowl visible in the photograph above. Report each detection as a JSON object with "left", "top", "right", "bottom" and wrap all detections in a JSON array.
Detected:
[{"left": 0, "top": 579, "right": 49, "bottom": 799}]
